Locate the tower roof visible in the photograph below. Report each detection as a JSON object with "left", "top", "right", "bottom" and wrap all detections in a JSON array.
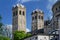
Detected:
[
  {"left": 33, "top": 9, "right": 43, "bottom": 13},
  {"left": 31, "top": 9, "right": 43, "bottom": 15},
  {"left": 52, "top": 0, "right": 60, "bottom": 10},
  {"left": 13, "top": 3, "right": 25, "bottom": 8}
]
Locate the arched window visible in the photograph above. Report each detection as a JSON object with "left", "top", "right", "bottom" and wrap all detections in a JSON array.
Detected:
[
  {"left": 41, "top": 16, "right": 43, "bottom": 20},
  {"left": 19, "top": 11, "right": 21, "bottom": 15},
  {"left": 13, "top": 12, "right": 15, "bottom": 16},
  {"left": 32, "top": 16, "right": 34, "bottom": 20},
  {"left": 23, "top": 11, "right": 25, "bottom": 15},
  {"left": 35, "top": 16, "right": 37, "bottom": 19},
  {"left": 16, "top": 11, "right": 17, "bottom": 15},
  {"left": 39, "top": 16, "right": 40, "bottom": 19},
  {"left": 59, "top": 6, "right": 60, "bottom": 9},
  {"left": 56, "top": 8, "right": 57, "bottom": 11},
  {"left": 35, "top": 11, "right": 37, "bottom": 13}
]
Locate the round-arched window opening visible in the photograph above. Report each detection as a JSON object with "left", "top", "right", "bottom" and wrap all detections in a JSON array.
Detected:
[
  {"left": 56, "top": 8, "right": 57, "bottom": 11},
  {"left": 19, "top": 11, "right": 21, "bottom": 15},
  {"left": 39, "top": 16, "right": 40, "bottom": 19},
  {"left": 59, "top": 6, "right": 60, "bottom": 9},
  {"left": 32, "top": 16, "right": 34, "bottom": 20},
  {"left": 23, "top": 11, "right": 25, "bottom": 16}
]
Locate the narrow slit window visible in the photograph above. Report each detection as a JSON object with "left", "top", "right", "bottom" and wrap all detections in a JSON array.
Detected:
[
  {"left": 23, "top": 11, "right": 25, "bottom": 15},
  {"left": 41, "top": 16, "right": 43, "bottom": 20},
  {"left": 16, "top": 11, "right": 18, "bottom": 15},
  {"left": 39, "top": 16, "right": 40, "bottom": 19},
  {"left": 19, "top": 11, "right": 21, "bottom": 15},
  {"left": 13, "top": 12, "right": 15, "bottom": 16}
]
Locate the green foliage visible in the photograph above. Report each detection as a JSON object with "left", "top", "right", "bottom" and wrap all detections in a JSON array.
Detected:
[
  {"left": 0, "top": 15, "right": 3, "bottom": 34},
  {"left": 0, "top": 36, "right": 10, "bottom": 40},
  {"left": 13, "top": 31, "right": 31, "bottom": 40},
  {"left": 0, "top": 15, "right": 10, "bottom": 40},
  {"left": 26, "top": 33, "right": 31, "bottom": 37},
  {"left": 0, "top": 23, "right": 2, "bottom": 28},
  {"left": 14, "top": 31, "right": 26, "bottom": 40},
  {"left": 0, "top": 15, "right": 2, "bottom": 21},
  {"left": 0, "top": 15, "right": 2, "bottom": 27}
]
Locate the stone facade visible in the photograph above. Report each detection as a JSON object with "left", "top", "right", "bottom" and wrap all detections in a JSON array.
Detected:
[
  {"left": 44, "top": 20, "right": 54, "bottom": 34},
  {"left": 44, "top": 0, "right": 60, "bottom": 35},
  {"left": 52, "top": 0, "right": 60, "bottom": 30},
  {"left": 24, "top": 34, "right": 58, "bottom": 40},
  {"left": 52, "top": 0, "right": 60, "bottom": 40},
  {"left": 31, "top": 9, "right": 44, "bottom": 34},
  {"left": 12, "top": 4, "right": 26, "bottom": 32}
]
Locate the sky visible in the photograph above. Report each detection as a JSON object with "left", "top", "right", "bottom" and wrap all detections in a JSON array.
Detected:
[{"left": 0, "top": 0, "right": 58, "bottom": 31}]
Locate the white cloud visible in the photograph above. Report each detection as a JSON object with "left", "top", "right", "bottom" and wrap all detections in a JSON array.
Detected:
[
  {"left": 47, "top": 0, "right": 57, "bottom": 10},
  {"left": 17, "top": 0, "right": 40, "bottom": 3},
  {"left": 46, "top": 0, "right": 57, "bottom": 19},
  {"left": 26, "top": 28, "right": 30, "bottom": 32}
]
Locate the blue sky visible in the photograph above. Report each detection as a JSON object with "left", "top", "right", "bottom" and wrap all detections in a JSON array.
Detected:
[{"left": 0, "top": 0, "right": 57, "bottom": 31}]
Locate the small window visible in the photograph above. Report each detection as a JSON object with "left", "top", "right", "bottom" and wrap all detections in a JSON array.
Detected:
[
  {"left": 16, "top": 11, "right": 18, "bottom": 15},
  {"left": 56, "top": 8, "right": 57, "bottom": 11},
  {"left": 30, "top": 39, "right": 31, "bottom": 40},
  {"left": 19, "top": 11, "right": 21, "bottom": 15},
  {"left": 39, "top": 16, "right": 40, "bottom": 19},
  {"left": 35, "top": 37, "right": 37, "bottom": 39},
  {"left": 23, "top": 11, "right": 25, "bottom": 15},
  {"left": 32, "top": 17, "right": 34, "bottom": 20},
  {"left": 16, "top": 13, "right": 17, "bottom": 15},
  {"left": 41, "top": 16, "right": 43, "bottom": 20},
  {"left": 35, "top": 11, "right": 37, "bottom": 13},
  {"left": 13, "top": 12, "right": 15, "bottom": 16},
  {"left": 35, "top": 16, "right": 37, "bottom": 19},
  {"left": 59, "top": 6, "right": 60, "bottom": 9}
]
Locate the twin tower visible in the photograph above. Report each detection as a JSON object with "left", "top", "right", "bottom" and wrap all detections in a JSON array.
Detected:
[{"left": 12, "top": 4, "right": 44, "bottom": 33}]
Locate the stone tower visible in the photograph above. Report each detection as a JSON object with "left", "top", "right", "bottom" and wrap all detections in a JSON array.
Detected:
[
  {"left": 12, "top": 4, "right": 26, "bottom": 32},
  {"left": 52, "top": 0, "right": 60, "bottom": 30},
  {"left": 31, "top": 9, "right": 44, "bottom": 34},
  {"left": 52, "top": 0, "right": 60, "bottom": 40}
]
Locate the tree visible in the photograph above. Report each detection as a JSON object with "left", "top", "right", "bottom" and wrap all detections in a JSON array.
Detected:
[
  {"left": 0, "top": 15, "right": 3, "bottom": 34},
  {"left": 26, "top": 33, "right": 31, "bottom": 37},
  {"left": 0, "top": 15, "right": 10, "bottom": 40},
  {"left": 13, "top": 31, "right": 31, "bottom": 40},
  {"left": 14, "top": 31, "right": 26, "bottom": 40},
  {"left": 0, "top": 15, "right": 2, "bottom": 27},
  {"left": 0, "top": 36, "right": 10, "bottom": 40}
]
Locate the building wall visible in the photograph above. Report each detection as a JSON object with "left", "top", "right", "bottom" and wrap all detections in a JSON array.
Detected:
[
  {"left": 12, "top": 4, "right": 26, "bottom": 32},
  {"left": 24, "top": 35, "right": 53, "bottom": 40},
  {"left": 59, "top": 32, "right": 60, "bottom": 40},
  {"left": 31, "top": 9, "right": 44, "bottom": 33},
  {"left": 52, "top": 4, "right": 60, "bottom": 14},
  {"left": 37, "top": 13, "right": 44, "bottom": 30},
  {"left": 44, "top": 26, "right": 53, "bottom": 34},
  {"left": 58, "top": 16, "right": 60, "bottom": 40},
  {"left": 52, "top": 2, "right": 60, "bottom": 29},
  {"left": 24, "top": 35, "right": 37, "bottom": 40},
  {"left": 18, "top": 7, "right": 26, "bottom": 31},
  {"left": 52, "top": 1, "right": 60, "bottom": 40},
  {"left": 38, "top": 35, "right": 49, "bottom": 40}
]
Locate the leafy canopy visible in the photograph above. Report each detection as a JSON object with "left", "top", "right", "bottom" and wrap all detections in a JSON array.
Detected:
[
  {"left": 0, "top": 15, "right": 3, "bottom": 34},
  {"left": 0, "top": 36, "right": 10, "bottom": 40},
  {"left": 13, "top": 31, "right": 31, "bottom": 40}
]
